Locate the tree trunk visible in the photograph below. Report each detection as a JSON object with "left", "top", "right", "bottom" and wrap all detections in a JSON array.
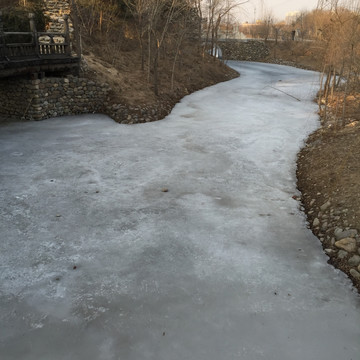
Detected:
[{"left": 153, "top": 46, "right": 159, "bottom": 96}]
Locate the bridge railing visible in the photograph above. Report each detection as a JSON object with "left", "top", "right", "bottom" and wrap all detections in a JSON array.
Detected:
[{"left": 0, "top": 12, "right": 72, "bottom": 62}]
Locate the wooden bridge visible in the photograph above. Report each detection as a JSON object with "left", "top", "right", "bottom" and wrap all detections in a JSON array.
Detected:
[{"left": 0, "top": 12, "right": 80, "bottom": 78}]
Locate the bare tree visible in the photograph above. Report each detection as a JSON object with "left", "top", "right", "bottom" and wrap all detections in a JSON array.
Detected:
[
  {"left": 73, "top": 0, "right": 122, "bottom": 37},
  {"left": 202, "top": 0, "right": 248, "bottom": 58},
  {"left": 258, "top": 8, "right": 274, "bottom": 42},
  {"left": 315, "top": 0, "right": 360, "bottom": 126},
  {"left": 124, "top": 0, "right": 152, "bottom": 71}
]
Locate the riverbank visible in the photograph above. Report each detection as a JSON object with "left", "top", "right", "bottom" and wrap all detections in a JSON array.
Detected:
[{"left": 297, "top": 115, "right": 360, "bottom": 293}]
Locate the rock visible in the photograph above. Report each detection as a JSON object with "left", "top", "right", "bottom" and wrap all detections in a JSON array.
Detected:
[
  {"left": 358, "top": 265, "right": 360, "bottom": 272},
  {"left": 334, "top": 238, "right": 357, "bottom": 252},
  {"left": 334, "top": 228, "right": 357, "bottom": 240},
  {"left": 348, "top": 255, "right": 360, "bottom": 267},
  {"left": 349, "top": 269, "right": 360, "bottom": 281},
  {"left": 321, "top": 222, "right": 328, "bottom": 231},
  {"left": 334, "top": 228, "right": 343, "bottom": 239},
  {"left": 337, "top": 250, "right": 348, "bottom": 259},
  {"left": 325, "top": 248, "right": 334, "bottom": 255},
  {"left": 310, "top": 199, "right": 315, "bottom": 206},
  {"left": 350, "top": 229, "right": 358, "bottom": 236},
  {"left": 320, "top": 200, "right": 331, "bottom": 211},
  {"left": 313, "top": 218, "right": 320, "bottom": 227}
]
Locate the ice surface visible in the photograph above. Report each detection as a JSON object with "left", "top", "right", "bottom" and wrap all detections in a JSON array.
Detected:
[{"left": 0, "top": 62, "right": 359, "bottom": 360}]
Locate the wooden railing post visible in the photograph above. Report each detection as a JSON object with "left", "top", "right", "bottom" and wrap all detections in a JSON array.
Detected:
[
  {"left": 0, "top": 10, "right": 3, "bottom": 33},
  {"left": 29, "top": 13, "right": 40, "bottom": 57},
  {"left": 50, "top": 34, "right": 55, "bottom": 55},
  {"left": 29, "top": 13, "right": 37, "bottom": 33},
  {"left": 0, "top": 10, "right": 6, "bottom": 59},
  {"left": 63, "top": 15, "right": 71, "bottom": 56}
]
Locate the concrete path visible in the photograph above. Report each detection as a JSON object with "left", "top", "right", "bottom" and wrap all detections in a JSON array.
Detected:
[{"left": 1, "top": 62, "right": 359, "bottom": 360}]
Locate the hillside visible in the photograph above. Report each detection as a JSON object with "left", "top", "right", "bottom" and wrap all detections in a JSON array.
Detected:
[
  {"left": 70, "top": 0, "right": 239, "bottom": 124},
  {"left": 80, "top": 43, "right": 238, "bottom": 123}
]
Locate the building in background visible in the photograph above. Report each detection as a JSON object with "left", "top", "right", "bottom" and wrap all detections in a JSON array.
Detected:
[{"left": 285, "top": 11, "right": 300, "bottom": 25}]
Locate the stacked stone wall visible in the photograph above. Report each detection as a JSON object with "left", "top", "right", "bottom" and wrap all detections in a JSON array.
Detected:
[
  {"left": 0, "top": 76, "right": 110, "bottom": 121},
  {"left": 44, "top": 0, "right": 73, "bottom": 33},
  {"left": 220, "top": 40, "right": 270, "bottom": 61},
  {"left": 105, "top": 101, "right": 173, "bottom": 125},
  {"left": 0, "top": 75, "right": 172, "bottom": 124},
  {"left": 0, "top": 79, "right": 32, "bottom": 119}
]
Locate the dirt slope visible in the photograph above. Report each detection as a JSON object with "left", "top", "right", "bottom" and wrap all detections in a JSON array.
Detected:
[{"left": 80, "top": 43, "right": 239, "bottom": 123}]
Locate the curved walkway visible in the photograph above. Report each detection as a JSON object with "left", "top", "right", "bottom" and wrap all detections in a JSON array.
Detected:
[{"left": 0, "top": 62, "right": 359, "bottom": 360}]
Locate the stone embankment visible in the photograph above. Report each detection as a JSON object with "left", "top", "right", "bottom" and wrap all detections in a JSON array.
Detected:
[
  {"left": 304, "top": 195, "right": 360, "bottom": 280},
  {"left": 0, "top": 76, "right": 110, "bottom": 121},
  {"left": 0, "top": 75, "right": 175, "bottom": 124},
  {"left": 220, "top": 40, "right": 270, "bottom": 61},
  {"left": 105, "top": 101, "right": 173, "bottom": 124}
]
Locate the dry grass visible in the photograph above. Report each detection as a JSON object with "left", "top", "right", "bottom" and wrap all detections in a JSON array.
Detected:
[{"left": 80, "top": 34, "right": 238, "bottom": 108}]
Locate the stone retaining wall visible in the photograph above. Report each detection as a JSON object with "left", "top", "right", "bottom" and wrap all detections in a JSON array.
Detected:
[
  {"left": 220, "top": 40, "right": 270, "bottom": 61},
  {"left": 0, "top": 75, "right": 171, "bottom": 124},
  {"left": 44, "top": 0, "right": 73, "bottom": 33},
  {"left": 105, "top": 101, "right": 173, "bottom": 125},
  {"left": 0, "top": 76, "right": 110, "bottom": 121}
]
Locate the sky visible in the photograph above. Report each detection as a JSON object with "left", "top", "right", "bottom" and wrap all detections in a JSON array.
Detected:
[{"left": 239, "top": 0, "right": 319, "bottom": 22}]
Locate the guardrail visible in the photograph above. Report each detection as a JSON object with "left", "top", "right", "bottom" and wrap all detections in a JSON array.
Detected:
[{"left": 0, "top": 12, "right": 72, "bottom": 62}]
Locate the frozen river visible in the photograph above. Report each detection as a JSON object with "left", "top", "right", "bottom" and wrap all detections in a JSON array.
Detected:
[{"left": 1, "top": 62, "right": 359, "bottom": 359}]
